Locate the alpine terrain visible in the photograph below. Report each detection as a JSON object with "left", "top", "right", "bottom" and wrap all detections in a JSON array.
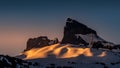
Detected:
[{"left": 1, "top": 18, "right": 120, "bottom": 68}]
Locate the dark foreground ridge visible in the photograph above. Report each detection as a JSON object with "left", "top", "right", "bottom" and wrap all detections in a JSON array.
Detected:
[{"left": 0, "top": 55, "right": 29, "bottom": 68}]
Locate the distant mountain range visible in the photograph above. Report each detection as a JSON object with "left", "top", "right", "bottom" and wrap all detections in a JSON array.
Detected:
[{"left": 1, "top": 18, "right": 120, "bottom": 68}]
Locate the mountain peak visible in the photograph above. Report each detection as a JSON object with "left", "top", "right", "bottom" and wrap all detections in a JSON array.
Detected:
[
  {"left": 66, "top": 18, "right": 73, "bottom": 23},
  {"left": 66, "top": 18, "right": 97, "bottom": 34},
  {"left": 61, "top": 18, "right": 117, "bottom": 49},
  {"left": 61, "top": 18, "right": 98, "bottom": 45}
]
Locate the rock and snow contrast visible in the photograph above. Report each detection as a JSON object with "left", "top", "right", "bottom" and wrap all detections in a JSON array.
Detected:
[
  {"left": 25, "top": 36, "right": 59, "bottom": 51},
  {"left": 61, "top": 18, "right": 115, "bottom": 49},
  {"left": 1, "top": 18, "right": 120, "bottom": 68},
  {"left": 0, "top": 55, "right": 40, "bottom": 68}
]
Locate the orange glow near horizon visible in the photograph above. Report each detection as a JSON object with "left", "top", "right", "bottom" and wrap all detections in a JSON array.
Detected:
[{"left": 0, "top": 28, "right": 61, "bottom": 56}]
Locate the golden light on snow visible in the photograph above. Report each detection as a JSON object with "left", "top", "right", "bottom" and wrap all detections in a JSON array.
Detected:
[
  {"left": 23, "top": 44, "right": 92, "bottom": 59},
  {"left": 98, "top": 51, "right": 106, "bottom": 57},
  {"left": 23, "top": 44, "right": 106, "bottom": 60}
]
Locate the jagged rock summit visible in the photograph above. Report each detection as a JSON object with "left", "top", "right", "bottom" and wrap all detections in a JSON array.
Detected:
[
  {"left": 25, "top": 18, "right": 117, "bottom": 51},
  {"left": 61, "top": 18, "right": 98, "bottom": 44},
  {"left": 25, "top": 36, "right": 59, "bottom": 51},
  {"left": 65, "top": 18, "right": 97, "bottom": 34},
  {"left": 61, "top": 18, "right": 115, "bottom": 48}
]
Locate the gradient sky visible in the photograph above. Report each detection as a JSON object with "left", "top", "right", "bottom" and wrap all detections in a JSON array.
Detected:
[{"left": 0, "top": 0, "right": 120, "bottom": 56}]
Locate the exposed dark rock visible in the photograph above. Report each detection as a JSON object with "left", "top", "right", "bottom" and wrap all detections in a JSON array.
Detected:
[
  {"left": 61, "top": 18, "right": 96, "bottom": 45},
  {"left": 92, "top": 41, "right": 104, "bottom": 49},
  {"left": 61, "top": 18, "right": 116, "bottom": 49},
  {"left": 113, "top": 45, "right": 120, "bottom": 49},
  {"left": 25, "top": 36, "right": 59, "bottom": 51},
  {"left": 25, "top": 18, "right": 117, "bottom": 50},
  {"left": 65, "top": 18, "right": 96, "bottom": 34},
  {"left": 0, "top": 55, "right": 40, "bottom": 68}
]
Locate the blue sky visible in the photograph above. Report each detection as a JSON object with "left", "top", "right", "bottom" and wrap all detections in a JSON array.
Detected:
[{"left": 0, "top": 0, "right": 120, "bottom": 56}]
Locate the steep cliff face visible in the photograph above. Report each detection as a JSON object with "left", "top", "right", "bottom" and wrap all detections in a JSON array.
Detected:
[
  {"left": 25, "top": 18, "right": 116, "bottom": 51},
  {"left": 25, "top": 36, "right": 59, "bottom": 51},
  {"left": 61, "top": 18, "right": 114, "bottom": 48},
  {"left": 61, "top": 18, "right": 97, "bottom": 45}
]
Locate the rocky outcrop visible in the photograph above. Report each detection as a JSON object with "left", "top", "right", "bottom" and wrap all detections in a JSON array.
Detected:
[
  {"left": 113, "top": 45, "right": 120, "bottom": 49},
  {"left": 25, "top": 18, "right": 116, "bottom": 50},
  {"left": 61, "top": 18, "right": 115, "bottom": 49},
  {"left": 0, "top": 55, "right": 40, "bottom": 68},
  {"left": 0, "top": 55, "right": 27, "bottom": 68},
  {"left": 25, "top": 36, "right": 59, "bottom": 51},
  {"left": 61, "top": 18, "right": 97, "bottom": 45}
]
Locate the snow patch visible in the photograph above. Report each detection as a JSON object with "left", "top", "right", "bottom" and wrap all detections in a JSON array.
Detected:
[{"left": 75, "top": 34, "right": 104, "bottom": 43}]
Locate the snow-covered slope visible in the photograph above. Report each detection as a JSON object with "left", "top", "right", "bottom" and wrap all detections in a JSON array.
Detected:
[
  {"left": 16, "top": 43, "right": 120, "bottom": 68},
  {"left": 75, "top": 34, "right": 103, "bottom": 43},
  {"left": 15, "top": 18, "right": 120, "bottom": 68}
]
